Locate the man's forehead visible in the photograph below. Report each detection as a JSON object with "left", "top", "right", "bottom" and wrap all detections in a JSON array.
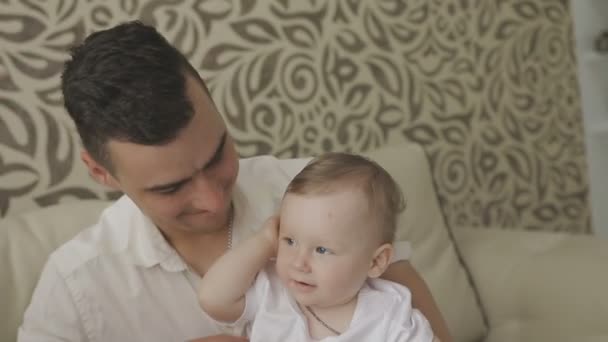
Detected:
[
  {"left": 107, "top": 132, "right": 227, "bottom": 189},
  {"left": 105, "top": 74, "right": 226, "bottom": 185},
  {"left": 105, "top": 139, "right": 182, "bottom": 180}
]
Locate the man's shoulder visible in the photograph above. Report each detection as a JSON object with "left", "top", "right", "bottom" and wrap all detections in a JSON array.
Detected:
[
  {"left": 50, "top": 196, "right": 141, "bottom": 277},
  {"left": 238, "top": 155, "right": 311, "bottom": 181},
  {"left": 232, "top": 156, "right": 310, "bottom": 235},
  {"left": 236, "top": 154, "right": 311, "bottom": 198}
]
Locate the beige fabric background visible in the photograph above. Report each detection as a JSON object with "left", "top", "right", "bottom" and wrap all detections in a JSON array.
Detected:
[{"left": 0, "top": 0, "right": 590, "bottom": 233}]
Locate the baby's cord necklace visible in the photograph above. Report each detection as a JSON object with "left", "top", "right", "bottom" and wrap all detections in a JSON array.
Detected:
[{"left": 305, "top": 305, "right": 342, "bottom": 336}]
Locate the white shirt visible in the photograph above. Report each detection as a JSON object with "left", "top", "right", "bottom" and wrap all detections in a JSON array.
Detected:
[
  {"left": 235, "top": 266, "right": 433, "bottom": 342},
  {"left": 18, "top": 155, "right": 411, "bottom": 342}
]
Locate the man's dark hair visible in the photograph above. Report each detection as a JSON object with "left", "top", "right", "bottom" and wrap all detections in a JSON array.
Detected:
[{"left": 62, "top": 21, "right": 208, "bottom": 171}]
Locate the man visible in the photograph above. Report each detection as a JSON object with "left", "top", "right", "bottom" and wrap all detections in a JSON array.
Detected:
[{"left": 18, "top": 21, "right": 451, "bottom": 342}]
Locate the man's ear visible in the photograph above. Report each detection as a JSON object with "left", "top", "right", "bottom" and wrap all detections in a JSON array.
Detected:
[
  {"left": 368, "top": 243, "right": 394, "bottom": 278},
  {"left": 81, "top": 150, "right": 120, "bottom": 189}
]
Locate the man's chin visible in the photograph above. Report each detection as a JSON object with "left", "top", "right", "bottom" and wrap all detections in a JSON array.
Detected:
[{"left": 181, "top": 215, "right": 229, "bottom": 234}]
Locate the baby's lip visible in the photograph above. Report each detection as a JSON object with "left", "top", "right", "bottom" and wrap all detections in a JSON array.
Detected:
[
  {"left": 294, "top": 279, "right": 313, "bottom": 286},
  {"left": 289, "top": 275, "right": 314, "bottom": 285},
  {"left": 289, "top": 279, "right": 316, "bottom": 292}
]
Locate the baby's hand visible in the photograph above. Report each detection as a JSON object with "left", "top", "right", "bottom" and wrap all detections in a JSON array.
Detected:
[{"left": 260, "top": 215, "right": 280, "bottom": 254}]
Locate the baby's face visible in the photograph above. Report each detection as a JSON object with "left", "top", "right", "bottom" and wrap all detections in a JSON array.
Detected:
[{"left": 275, "top": 190, "right": 380, "bottom": 308}]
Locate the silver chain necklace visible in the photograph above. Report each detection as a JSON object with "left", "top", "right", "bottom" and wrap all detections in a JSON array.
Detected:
[
  {"left": 304, "top": 305, "right": 341, "bottom": 336},
  {"left": 181, "top": 203, "right": 235, "bottom": 298},
  {"left": 226, "top": 202, "right": 234, "bottom": 250},
  {"left": 183, "top": 203, "right": 234, "bottom": 274}
]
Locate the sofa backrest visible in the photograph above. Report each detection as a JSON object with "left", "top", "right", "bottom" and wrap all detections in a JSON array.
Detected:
[
  {"left": 0, "top": 200, "right": 110, "bottom": 342},
  {"left": 0, "top": 143, "right": 487, "bottom": 342}
]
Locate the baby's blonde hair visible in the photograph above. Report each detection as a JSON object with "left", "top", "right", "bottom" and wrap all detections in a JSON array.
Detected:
[{"left": 285, "top": 152, "right": 405, "bottom": 244}]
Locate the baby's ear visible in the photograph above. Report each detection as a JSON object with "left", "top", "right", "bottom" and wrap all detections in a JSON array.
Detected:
[{"left": 368, "top": 244, "right": 393, "bottom": 278}]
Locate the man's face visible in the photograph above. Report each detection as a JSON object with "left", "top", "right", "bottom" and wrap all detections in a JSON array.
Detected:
[
  {"left": 275, "top": 190, "right": 381, "bottom": 309},
  {"left": 91, "top": 74, "right": 239, "bottom": 236}
]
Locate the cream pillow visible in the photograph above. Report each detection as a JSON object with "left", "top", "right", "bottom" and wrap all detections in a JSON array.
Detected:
[
  {"left": 0, "top": 200, "right": 110, "bottom": 342},
  {"left": 363, "top": 143, "right": 487, "bottom": 342}
]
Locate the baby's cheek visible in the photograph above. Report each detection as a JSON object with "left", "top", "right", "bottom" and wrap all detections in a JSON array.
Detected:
[{"left": 274, "top": 256, "right": 289, "bottom": 279}]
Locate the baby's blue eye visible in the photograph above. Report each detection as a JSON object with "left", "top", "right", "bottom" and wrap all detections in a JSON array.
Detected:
[
  {"left": 284, "top": 237, "right": 295, "bottom": 246},
  {"left": 315, "top": 246, "right": 329, "bottom": 254}
]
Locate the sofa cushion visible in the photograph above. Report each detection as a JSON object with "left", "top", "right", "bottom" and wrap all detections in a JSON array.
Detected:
[
  {"left": 0, "top": 200, "right": 110, "bottom": 342},
  {"left": 362, "top": 143, "right": 487, "bottom": 342},
  {"left": 453, "top": 227, "right": 608, "bottom": 342}
]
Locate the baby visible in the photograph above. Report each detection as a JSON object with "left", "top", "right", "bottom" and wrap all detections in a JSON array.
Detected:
[{"left": 199, "top": 152, "right": 436, "bottom": 341}]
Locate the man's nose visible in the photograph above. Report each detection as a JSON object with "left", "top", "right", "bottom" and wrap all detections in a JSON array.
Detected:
[{"left": 190, "top": 173, "right": 225, "bottom": 212}]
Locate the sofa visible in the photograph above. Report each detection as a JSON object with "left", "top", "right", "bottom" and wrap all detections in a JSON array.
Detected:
[
  {"left": 2, "top": 142, "right": 608, "bottom": 342},
  {"left": 1, "top": 1, "right": 607, "bottom": 341}
]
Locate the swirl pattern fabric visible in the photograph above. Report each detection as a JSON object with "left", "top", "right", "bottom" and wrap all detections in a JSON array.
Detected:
[{"left": 0, "top": 0, "right": 590, "bottom": 233}]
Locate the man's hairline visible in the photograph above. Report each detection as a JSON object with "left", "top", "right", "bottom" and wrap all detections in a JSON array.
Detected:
[{"left": 90, "top": 65, "right": 210, "bottom": 176}]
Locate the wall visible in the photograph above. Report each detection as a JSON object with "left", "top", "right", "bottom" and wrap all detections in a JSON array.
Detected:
[{"left": 0, "top": 0, "right": 590, "bottom": 233}]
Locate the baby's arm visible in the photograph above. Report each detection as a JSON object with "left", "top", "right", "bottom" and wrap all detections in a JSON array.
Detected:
[{"left": 198, "top": 217, "right": 278, "bottom": 322}]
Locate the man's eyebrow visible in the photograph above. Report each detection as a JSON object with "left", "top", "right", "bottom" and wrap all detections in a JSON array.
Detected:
[
  {"left": 203, "top": 132, "right": 227, "bottom": 170},
  {"left": 145, "top": 178, "right": 190, "bottom": 193},
  {"left": 143, "top": 132, "right": 227, "bottom": 193}
]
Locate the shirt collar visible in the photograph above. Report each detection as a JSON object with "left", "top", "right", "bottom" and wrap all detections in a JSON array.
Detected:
[
  {"left": 121, "top": 175, "right": 250, "bottom": 273},
  {"left": 122, "top": 198, "right": 188, "bottom": 272}
]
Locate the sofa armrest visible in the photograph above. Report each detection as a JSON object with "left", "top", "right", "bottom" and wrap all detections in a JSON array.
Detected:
[
  {"left": 0, "top": 200, "right": 110, "bottom": 342},
  {"left": 452, "top": 228, "right": 608, "bottom": 342}
]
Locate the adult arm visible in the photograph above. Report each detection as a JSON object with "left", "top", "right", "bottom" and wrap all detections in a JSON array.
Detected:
[
  {"left": 198, "top": 217, "right": 278, "bottom": 322},
  {"left": 18, "top": 259, "right": 88, "bottom": 341},
  {"left": 382, "top": 260, "right": 452, "bottom": 342}
]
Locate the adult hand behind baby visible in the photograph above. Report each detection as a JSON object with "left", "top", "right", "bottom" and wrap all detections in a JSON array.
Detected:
[{"left": 188, "top": 335, "right": 248, "bottom": 342}]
